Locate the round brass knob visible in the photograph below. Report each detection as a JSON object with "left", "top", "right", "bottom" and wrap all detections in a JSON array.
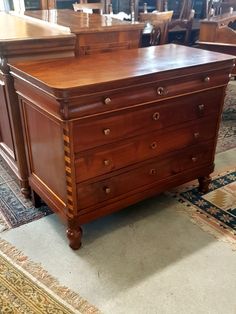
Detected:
[
  {"left": 149, "top": 168, "right": 157, "bottom": 175},
  {"left": 157, "top": 86, "right": 166, "bottom": 96},
  {"left": 103, "top": 128, "right": 111, "bottom": 136},
  {"left": 204, "top": 76, "right": 210, "bottom": 83},
  {"left": 150, "top": 141, "right": 158, "bottom": 149},
  {"left": 103, "top": 159, "right": 111, "bottom": 166},
  {"left": 194, "top": 132, "right": 200, "bottom": 139},
  {"left": 152, "top": 112, "right": 160, "bottom": 121},
  {"left": 192, "top": 157, "right": 197, "bottom": 162},
  {"left": 198, "top": 104, "right": 205, "bottom": 113},
  {"left": 104, "top": 186, "right": 111, "bottom": 194},
  {"left": 104, "top": 97, "right": 111, "bottom": 105}
]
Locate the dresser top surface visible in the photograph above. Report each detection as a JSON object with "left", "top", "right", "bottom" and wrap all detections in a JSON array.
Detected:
[
  {"left": 13, "top": 9, "right": 144, "bottom": 33},
  {"left": 10, "top": 44, "right": 235, "bottom": 93},
  {"left": 0, "top": 12, "right": 74, "bottom": 42}
]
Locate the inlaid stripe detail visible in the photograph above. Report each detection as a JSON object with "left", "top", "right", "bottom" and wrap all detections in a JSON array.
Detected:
[
  {"left": 64, "top": 146, "right": 70, "bottom": 153},
  {"left": 65, "top": 156, "right": 70, "bottom": 163},
  {"left": 67, "top": 186, "right": 73, "bottom": 192},
  {"left": 63, "top": 134, "right": 70, "bottom": 142},
  {"left": 66, "top": 177, "right": 72, "bottom": 184},
  {"left": 67, "top": 190, "right": 73, "bottom": 197},
  {"left": 65, "top": 166, "right": 71, "bottom": 173},
  {"left": 63, "top": 125, "right": 75, "bottom": 215}
]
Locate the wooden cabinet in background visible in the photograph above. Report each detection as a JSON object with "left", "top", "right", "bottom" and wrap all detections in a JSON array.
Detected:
[
  {"left": 10, "top": 44, "right": 235, "bottom": 248},
  {"left": 197, "top": 12, "right": 236, "bottom": 74},
  {"left": 0, "top": 12, "right": 75, "bottom": 197},
  {"left": 22, "top": 9, "right": 144, "bottom": 56}
]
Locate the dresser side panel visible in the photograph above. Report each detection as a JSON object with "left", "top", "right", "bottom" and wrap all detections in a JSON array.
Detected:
[{"left": 21, "top": 98, "right": 67, "bottom": 203}]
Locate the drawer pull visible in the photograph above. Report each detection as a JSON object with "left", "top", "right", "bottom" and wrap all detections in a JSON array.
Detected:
[
  {"left": 103, "top": 159, "right": 111, "bottom": 166},
  {"left": 149, "top": 168, "right": 157, "bottom": 175},
  {"left": 104, "top": 186, "right": 111, "bottom": 194},
  {"left": 198, "top": 104, "right": 205, "bottom": 113},
  {"left": 194, "top": 132, "right": 200, "bottom": 139},
  {"left": 204, "top": 76, "right": 210, "bottom": 83},
  {"left": 150, "top": 141, "right": 158, "bottom": 149},
  {"left": 192, "top": 157, "right": 197, "bottom": 162},
  {"left": 152, "top": 112, "right": 160, "bottom": 121},
  {"left": 103, "top": 128, "right": 111, "bottom": 136},
  {"left": 157, "top": 86, "right": 167, "bottom": 96},
  {"left": 104, "top": 97, "right": 111, "bottom": 105}
]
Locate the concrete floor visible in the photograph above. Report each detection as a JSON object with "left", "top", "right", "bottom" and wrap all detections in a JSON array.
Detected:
[{"left": 1, "top": 148, "right": 236, "bottom": 314}]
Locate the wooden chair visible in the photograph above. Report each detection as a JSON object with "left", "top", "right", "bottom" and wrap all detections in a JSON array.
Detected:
[
  {"left": 166, "top": 8, "right": 195, "bottom": 45},
  {"left": 139, "top": 10, "right": 173, "bottom": 45},
  {"left": 139, "top": 10, "right": 173, "bottom": 23},
  {"left": 73, "top": 1, "right": 104, "bottom": 14}
]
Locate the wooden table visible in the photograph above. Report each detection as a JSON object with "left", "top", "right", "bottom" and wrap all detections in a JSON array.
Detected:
[
  {"left": 9, "top": 44, "right": 235, "bottom": 249},
  {"left": 0, "top": 12, "right": 75, "bottom": 197},
  {"left": 17, "top": 9, "right": 145, "bottom": 56}
]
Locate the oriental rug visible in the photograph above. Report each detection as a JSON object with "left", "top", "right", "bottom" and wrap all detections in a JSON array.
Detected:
[
  {"left": 222, "top": 80, "right": 236, "bottom": 121},
  {"left": 0, "top": 158, "right": 52, "bottom": 232},
  {"left": 169, "top": 169, "right": 236, "bottom": 249},
  {"left": 0, "top": 238, "right": 99, "bottom": 313}
]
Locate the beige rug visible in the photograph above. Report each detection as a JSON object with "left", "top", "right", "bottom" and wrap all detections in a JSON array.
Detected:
[{"left": 0, "top": 239, "right": 99, "bottom": 313}]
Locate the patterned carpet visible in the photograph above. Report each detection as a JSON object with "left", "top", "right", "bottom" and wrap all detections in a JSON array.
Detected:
[
  {"left": 217, "top": 80, "right": 236, "bottom": 153},
  {"left": 0, "top": 159, "right": 52, "bottom": 232},
  {"left": 170, "top": 169, "right": 236, "bottom": 249},
  {"left": 222, "top": 80, "right": 236, "bottom": 121}
]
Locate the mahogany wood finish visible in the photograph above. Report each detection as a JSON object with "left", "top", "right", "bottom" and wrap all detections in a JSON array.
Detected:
[
  {"left": 10, "top": 44, "right": 235, "bottom": 249},
  {"left": 20, "top": 9, "right": 144, "bottom": 56},
  {"left": 0, "top": 12, "right": 75, "bottom": 197}
]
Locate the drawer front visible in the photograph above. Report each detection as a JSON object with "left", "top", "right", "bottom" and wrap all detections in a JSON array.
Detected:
[
  {"left": 69, "top": 69, "right": 228, "bottom": 118},
  {"left": 74, "top": 116, "right": 217, "bottom": 182},
  {"left": 76, "top": 141, "right": 214, "bottom": 210},
  {"left": 72, "top": 88, "right": 222, "bottom": 152}
]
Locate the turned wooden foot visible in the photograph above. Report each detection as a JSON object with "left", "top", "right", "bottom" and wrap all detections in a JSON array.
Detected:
[
  {"left": 20, "top": 187, "right": 31, "bottom": 199},
  {"left": 198, "top": 175, "right": 211, "bottom": 193},
  {"left": 67, "top": 218, "right": 82, "bottom": 250},
  {"left": 20, "top": 181, "right": 31, "bottom": 199}
]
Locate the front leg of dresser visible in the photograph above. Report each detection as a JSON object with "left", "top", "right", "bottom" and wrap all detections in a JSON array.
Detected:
[
  {"left": 67, "top": 217, "right": 82, "bottom": 250},
  {"left": 198, "top": 175, "right": 211, "bottom": 193}
]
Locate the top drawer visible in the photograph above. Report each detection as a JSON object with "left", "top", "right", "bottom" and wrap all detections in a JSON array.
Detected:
[{"left": 68, "top": 68, "right": 230, "bottom": 118}]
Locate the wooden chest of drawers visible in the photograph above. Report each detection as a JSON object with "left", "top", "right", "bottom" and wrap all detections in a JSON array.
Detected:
[{"left": 10, "top": 44, "right": 235, "bottom": 249}]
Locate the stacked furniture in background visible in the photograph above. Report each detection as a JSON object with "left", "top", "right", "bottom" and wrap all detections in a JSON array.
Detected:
[
  {"left": 197, "top": 11, "right": 236, "bottom": 75},
  {"left": 0, "top": 12, "right": 75, "bottom": 197},
  {"left": 18, "top": 9, "right": 144, "bottom": 55}
]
